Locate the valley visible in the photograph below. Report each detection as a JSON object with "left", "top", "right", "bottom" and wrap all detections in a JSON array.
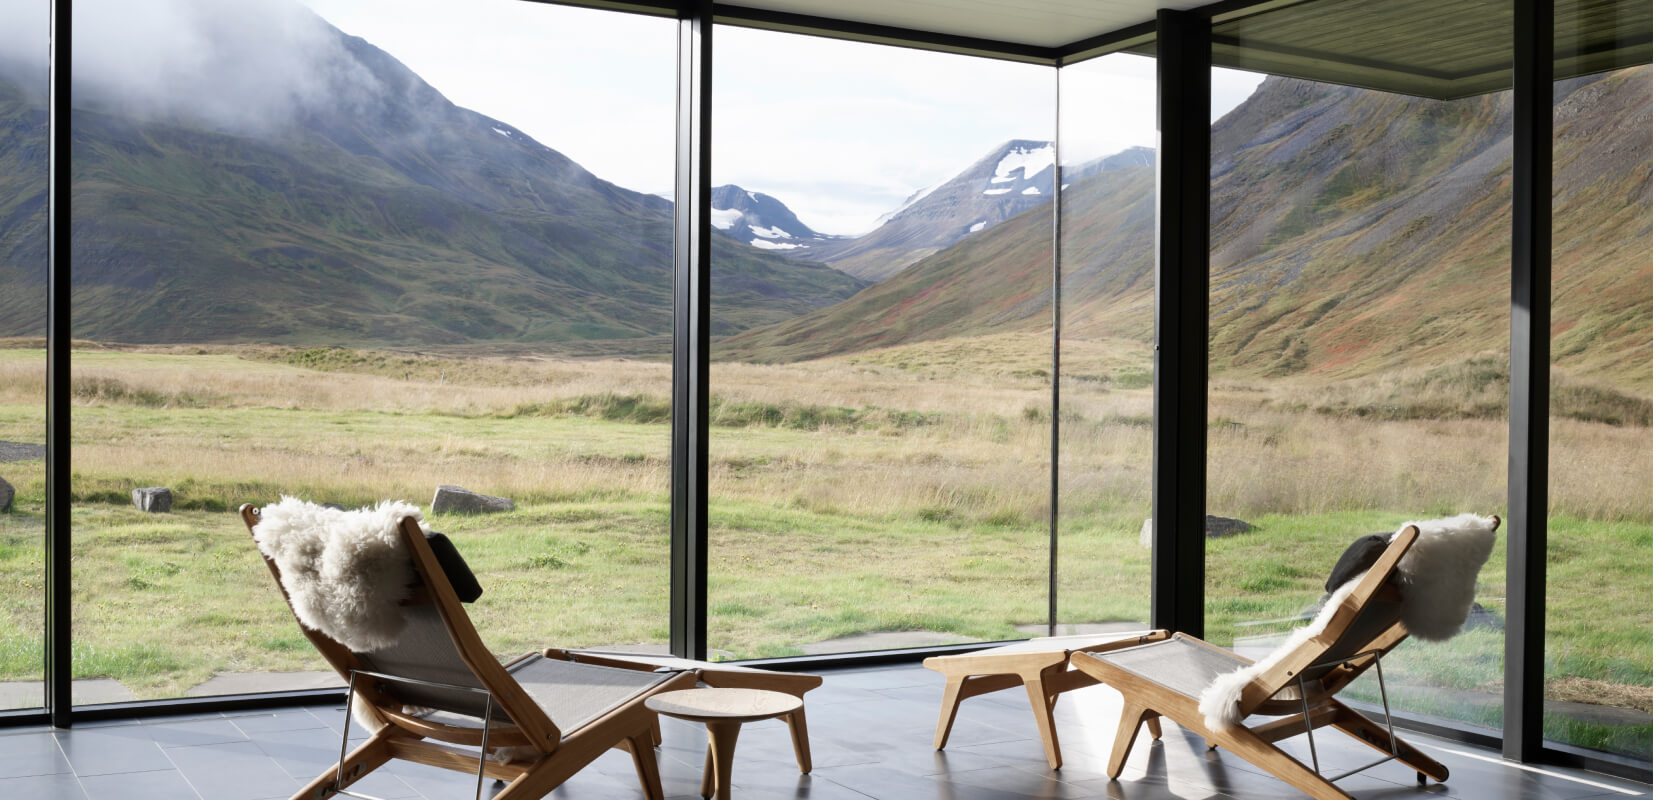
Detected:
[{"left": 0, "top": 0, "right": 1648, "bottom": 757}]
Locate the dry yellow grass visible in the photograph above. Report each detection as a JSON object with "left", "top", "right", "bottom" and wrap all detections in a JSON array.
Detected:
[{"left": 1, "top": 338, "right": 1646, "bottom": 523}]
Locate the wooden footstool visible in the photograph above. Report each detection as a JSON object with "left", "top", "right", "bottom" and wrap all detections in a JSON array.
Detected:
[
  {"left": 922, "top": 629, "right": 1169, "bottom": 768},
  {"left": 646, "top": 687, "right": 806, "bottom": 800}
]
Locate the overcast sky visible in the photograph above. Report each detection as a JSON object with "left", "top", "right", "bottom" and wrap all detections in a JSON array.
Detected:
[{"left": 0, "top": 0, "right": 1264, "bottom": 235}]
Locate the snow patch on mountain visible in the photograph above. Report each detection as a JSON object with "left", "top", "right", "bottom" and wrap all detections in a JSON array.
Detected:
[
  {"left": 992, "top": 144, "right": 1054, "bottom": 183},
  {"left": 750, "top": 239, "right": 800, "bottom": 250},
  {"left": 750, "top": 226, "right": 792, "bottom": 239},
  {"left": 711, "top": 207, "right": 742, "bottom": 230},
  {"left": 491, "top": 127, "right": 511, "bottom": 138},
  {"left": 1021, "top": 186, "right": 1040, "bottom": 195},
  {"left": 968, "top": 221, "right": 986, "bottom": 233},
  {"left": 983, "top": 188, "right": 1012, "bottom": 196}
]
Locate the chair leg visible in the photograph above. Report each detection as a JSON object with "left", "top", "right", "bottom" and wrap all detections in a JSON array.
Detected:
[
  {"left": 934, "top": 675, "right": 967, "bottom": 750},
  {"left": 1214, "top": 726, "right": 1355, "bottom": 800},
  {"left": 651, "top": 715, "right": 663, "bottom": 748},
  {"left": 292, "top": 729, "right": 396, "bottom": 800},
  {"left": 1328, "top": 701, "right": 1449, "bottom": 782},
  {"left": 1146, "top": 715, "right": 1162, "bottom": 740},
  {"left": 625, "top": 729, "right": 666, "bottom": 800},
  {"left": 783, "top": 708, "right": 813, "bottom": 774},
  {"left": 1022, "top": 675, "right": 1064, "bottom": 770},
  {"left": 1106, "top": 703, "right": 1157, "bottom": 779}
]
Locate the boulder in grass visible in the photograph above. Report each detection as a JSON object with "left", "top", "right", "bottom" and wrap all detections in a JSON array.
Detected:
[
  {"left": 1139, "top": 514, "right": 1254, "bottom": 548},
  {"left": 1205, "top": 515, "right": 1254, "bottom": 538},
  {"left": 0, "top": 476, "right": 13, "bottom": 512},
  {"left": 431, "top": 485, "right": 514, "bottom": 514},
  {"left": 132, "top": 487, "right": 172, "bottom": 513}
]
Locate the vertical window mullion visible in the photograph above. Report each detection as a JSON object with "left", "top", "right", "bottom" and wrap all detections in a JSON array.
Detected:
[
  {"left": 670, "top": 0, "right": 713, "bottom": 662},
  {"left": 46, "top": 0, "right": 73, "bottom": 727},
  {"left": 1505, "top": 0, "right": 1552, "bottom": 763}
]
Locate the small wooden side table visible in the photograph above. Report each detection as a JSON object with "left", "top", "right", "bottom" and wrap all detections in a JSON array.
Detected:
[{"left": 645, "top": 687, "right": 805, "bottom": 800}]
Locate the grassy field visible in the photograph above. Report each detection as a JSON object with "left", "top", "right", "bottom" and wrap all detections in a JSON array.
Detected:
[{"left": 0, "top": 339, "right": 1646, "bottom": 755}]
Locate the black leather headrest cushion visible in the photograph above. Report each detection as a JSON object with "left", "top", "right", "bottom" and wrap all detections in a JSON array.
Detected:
[{"left": 424, "top": 532, "right": 482, "bottom": 603}]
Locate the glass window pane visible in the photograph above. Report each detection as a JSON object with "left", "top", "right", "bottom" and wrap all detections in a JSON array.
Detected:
[
  {"left": 0, "top": 0, "right": 49, "bottom": 711},
  {"left": 1056, "top": 51, "right": 1157, "bottom": 633},
  {"left": 1545, "top": 1, "right": 1652, "bottom": 760},
  {"left": 709, "top": 27, "right": 1056, "bottom": 657},
  {"left": 68, "top": 0, "right": 673, "bottom": 703},
  {"left": 1207, "top": 0, "right": 1511, "bottom": 737}
]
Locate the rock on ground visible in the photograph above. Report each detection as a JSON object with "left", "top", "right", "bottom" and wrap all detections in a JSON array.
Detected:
[
  {"left": 1140, "top": 514, "right": 1255, "bottom": 547},
  {"left": 132, "top": 487, "right": 173, "bottom": 513},
  {"left": 431, "top": 485, "right": 514, "bottom": 514}
]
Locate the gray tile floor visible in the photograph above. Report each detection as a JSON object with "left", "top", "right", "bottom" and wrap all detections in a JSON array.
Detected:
[{"left": 1, "top": 663, "right": 1649, "bottom": 800}]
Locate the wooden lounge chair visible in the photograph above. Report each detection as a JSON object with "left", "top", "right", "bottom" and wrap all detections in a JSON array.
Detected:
[
  {"left": 1070, "top": 522, "right": 1473, "bottom": 800},
  {"left": 240, "top": 503, "right": 819, "bottom": 800},
  {"left": 921, "top": 630, "right": 1170, "bottom": 769}
]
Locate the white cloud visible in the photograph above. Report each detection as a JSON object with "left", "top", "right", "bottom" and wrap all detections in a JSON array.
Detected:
[
  {"left": 68, "top": 0, "right": 394, "bottom": 136},
  {"left": 712, "top": 26, "right": 1057, "bottom": 234},
  {"left": 0, "top": 1, "right": 49, "bottom": 67},
  {"left": 1059, "top": 53, "right": 1157, "bottom": 166}
]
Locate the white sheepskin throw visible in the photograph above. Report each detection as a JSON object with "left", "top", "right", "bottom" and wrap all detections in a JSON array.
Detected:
[
  {"left": 1197, "top": 513, "right": 1499, "bottom": 730},
  {"left": 252, "top": 497, "right": 427, "bottom": 652},
  {"left": 1393, "top": 512, "right": 1500, "bottom": 641}
]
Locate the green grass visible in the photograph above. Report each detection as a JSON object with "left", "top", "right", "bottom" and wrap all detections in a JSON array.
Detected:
[{"left": 0, "top": 342, "right": 1646, "bottom": 761}]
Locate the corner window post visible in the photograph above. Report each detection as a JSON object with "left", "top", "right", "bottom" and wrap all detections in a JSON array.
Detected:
[{"left": 1150, "top": 9, "right": 1210, "bottom": 639}]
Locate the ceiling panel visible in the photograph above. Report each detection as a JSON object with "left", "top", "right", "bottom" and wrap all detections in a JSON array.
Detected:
[
  {"left": 698, "top": 0, "right": 1651, "bottom": 96},
  {"left": 720, "top": 0, "right": 1204, "bottom": 49}
]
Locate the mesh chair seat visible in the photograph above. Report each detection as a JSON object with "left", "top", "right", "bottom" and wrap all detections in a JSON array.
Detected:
[
  {"left": 1082, "top": 637, "right": 1249, "bottom": 699},
  {"left": 413, "top": 656, "right": 675, "bottom": 736}
]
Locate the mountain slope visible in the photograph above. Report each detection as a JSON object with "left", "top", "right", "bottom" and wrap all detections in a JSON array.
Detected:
[
  {"left": 723, "top": 69, "right": 1652, "bottom": 387},
  {"left": 807, "top": 139, "right": 1058, "bottom": 282},
  {"left": 0, "top": 67, "right": 47, "bottom": 337},
  {"left": 0, "top": 7, "right": 864, "bottom": 349}
]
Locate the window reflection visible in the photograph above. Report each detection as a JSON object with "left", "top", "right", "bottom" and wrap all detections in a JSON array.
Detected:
[
  {"left": 64, "top": 0, "right": 675, "bottom": 703},
  {"left": 1204, "top": 65, "right": 1512, "bottom": 735},
  {"left": 708, "top": 27, "right": 1056, "bottom": 658},
  {"left": 0, "top": 0, "right": 49, "bottom": 711}
]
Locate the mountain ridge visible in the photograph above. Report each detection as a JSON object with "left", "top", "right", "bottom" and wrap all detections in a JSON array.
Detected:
[
  {"left": 0, "top": 7, "right": 866, "bottom": 347},
  {"left": 723, "top": 68, "right": 1652, "bottom": 388}
]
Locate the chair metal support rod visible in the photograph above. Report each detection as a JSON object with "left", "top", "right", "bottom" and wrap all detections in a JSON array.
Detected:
[
  {"left": 1296, "top": 650, "right": 1401, "bottom": 783},
  {"left": 333, "top": 670, "right": 497, "bottom": 800}
]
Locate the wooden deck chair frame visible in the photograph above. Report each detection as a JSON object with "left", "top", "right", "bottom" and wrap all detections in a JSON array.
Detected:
[
  {"left": 1071, "top": 524, "right": 1455, "bottom": 800},
  {"left": 240, "top": 504, "right": 819, "bottom": 800},
  {"left": 921, "top": 630, "right": 1171, "bottom": 769}
]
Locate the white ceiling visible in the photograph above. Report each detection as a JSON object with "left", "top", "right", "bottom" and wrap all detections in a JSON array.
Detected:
[{"left": 722, "top": 0, "right": 1212, "bottom": 48}]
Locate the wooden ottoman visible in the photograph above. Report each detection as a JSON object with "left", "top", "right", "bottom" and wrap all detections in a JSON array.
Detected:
[{"left": 922, "top": 629, "right": 1169, "bottom": 769}]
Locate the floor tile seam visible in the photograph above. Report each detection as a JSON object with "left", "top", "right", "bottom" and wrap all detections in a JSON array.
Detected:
[
  {"left": 152, "top": 738, "right": 211, "bottom": 800},
  {"left": 0, "top": 769, "right": 92, "bottom": 798},
  {"left": 248, "top": 736, "right": 323, "bottom": 782}
]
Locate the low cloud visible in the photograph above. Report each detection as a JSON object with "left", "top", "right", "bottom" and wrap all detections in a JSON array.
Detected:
[
  {"left": 70, "top": 0, "right": 385, "bottom": 135},
  {"left": 0, "top": 2, "right": 50, "bottom": 84}
]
